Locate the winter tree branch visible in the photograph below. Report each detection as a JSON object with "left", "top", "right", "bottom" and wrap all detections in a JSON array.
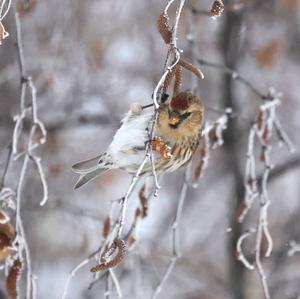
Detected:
[{"left": 0, "top": 4, "right": 48, "bottom": 298}]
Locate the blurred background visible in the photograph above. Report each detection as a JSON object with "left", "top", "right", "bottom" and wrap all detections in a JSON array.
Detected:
[{"left": 0, "top": 0, "right": 300, "bottom": 298}]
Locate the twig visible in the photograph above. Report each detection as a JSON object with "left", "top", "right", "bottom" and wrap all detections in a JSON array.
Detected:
[
  {"left": 198, "top": 59, "right": 294, "bottom": 153},
  {"left": 287, "top": 241, "right": 300, "bottom": 257},
  {"left": 0, "top": 143, "right": 12, "bottom": 190},
  {"left": 236, "top": 228, "right": 256, "bottom": 270},
  {"left": 192, "top": 110, "right": 231, "bottom": 186},
  {"left": 15, "top": 154, "right": 33, "bottom": 299},
  {"left": 104, "top": 271, "right": 110, "bottom": 299},
  {"left": 198, "top": 58, "right": 264, "bottom": 98},
  {"left": 0, "top": 0, "right": 11, "bottom": 20},
  {"left": 0, "top": 5, "right": 48, "bottom": 299},
  {"left": 61, "top": 246, "right": 101, "bottom": 299},
  {"left": 109, "top": 269, "right": 122, "bottom": 298},
  {"left": 151, "top": 174, "right": 188, "bottom": 299},
  {"left": 199, "top": 58, "right": 293, "bottom": 299},
  {"left": 255, "top": 195, "right": 271, "bottom": 299},
  {"left": 273, "top": 116, "right": 294, "bottom": 153},
  {"left": 238, "top": 124, "right": 258, "bottom": 222},
  {"left": 236, "top": 97, "right": 281, "bottom": 299}
]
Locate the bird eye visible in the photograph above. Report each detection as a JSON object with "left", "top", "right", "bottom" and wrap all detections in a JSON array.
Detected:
[{"left": 181, "top": 112, "right": 192, "bottom": 119}]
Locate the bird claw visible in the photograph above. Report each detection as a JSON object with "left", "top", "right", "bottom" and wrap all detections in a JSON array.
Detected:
[{"left": 151, "top": 137, "right": 172, "bottom": 160}]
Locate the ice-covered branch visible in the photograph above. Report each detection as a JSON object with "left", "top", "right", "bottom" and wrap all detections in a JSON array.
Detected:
[
  {"left": 0, "top": 5, "right": 48, "bottom": 298},
  {"left": 0, "top": 0, "right": 11, "bottom": 45},
  {"left": 151, "top": 173, "right": 188, "bottom": 299},
  {"left": 198, "top": 59, "right": 294, "bottom": 153},
  {"left": 236, "top": 94, "right": 284, "bottom": 299}
]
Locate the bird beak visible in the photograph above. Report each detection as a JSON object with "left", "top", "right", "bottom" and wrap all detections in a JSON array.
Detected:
[
  {"left": 169, "top": 116, "right": 180, "bottom": 126},
  {"left": 169, "top": 111, "right": 181, "bottom": 126}
]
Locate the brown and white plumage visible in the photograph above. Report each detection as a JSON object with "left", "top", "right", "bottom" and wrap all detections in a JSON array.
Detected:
[{"left": 72, "top": 91, "right": 204, "bottom": 189}]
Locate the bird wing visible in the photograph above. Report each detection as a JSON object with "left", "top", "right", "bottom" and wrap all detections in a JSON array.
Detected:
[
  {"left": 74, "top": 167, "right": 108, "bottom": 189},
  {"left": 107, "top": 107, "right": 155, "bottom": 169},
  {"left": 71, "top": 154, "right": 103, "bottom": 174}
]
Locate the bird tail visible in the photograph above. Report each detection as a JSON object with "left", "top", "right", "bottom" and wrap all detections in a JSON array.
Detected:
[{"left": 72, "top": 153, "right": 112, "bottom": 189}]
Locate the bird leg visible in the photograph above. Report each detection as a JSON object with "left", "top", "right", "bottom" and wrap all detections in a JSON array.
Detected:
[{"left": 150, "top": 137, "right": 172, "bottom": 160}]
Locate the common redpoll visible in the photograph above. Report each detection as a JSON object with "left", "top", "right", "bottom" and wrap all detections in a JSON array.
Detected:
[{"left": 72, "top": 91, "right": 204, "bottom": 189}]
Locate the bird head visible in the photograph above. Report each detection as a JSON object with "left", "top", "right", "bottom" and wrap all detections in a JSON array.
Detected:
[{"left": 158, "top": 91, "right": 204, "bottom": 140}]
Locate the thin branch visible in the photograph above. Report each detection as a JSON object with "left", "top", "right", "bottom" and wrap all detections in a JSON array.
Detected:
[
  {"left": 0, "top": 0, "right": 12, "bottom": 20},
  {"left": 61, "top": 246, "right": 101, "bottom": 299},
  {"left": 236, "top": 97, "right": 281, "bottom": 299},
  {"left": 287, "top": 241, "right": 300, "bottom": 257},
  {"left": 198, "top": 58, "right": 264, "bottom": 98},
  {"left": 198, "top": 58, "right": 294, "bottom": 153},
  {"left": 236, "top": 228, "right": 256, "bottom": 270},
  {"left": 0, "top": 143, "right": 12, "bottom": 190},
  {"left": 0, "top": 5, "right": 48, "bottom": 299},
  {"left": 255, "top": 196, "right": 271, "bottom": 299},
  {"left": 261, "top": 155, "right": 300, "bottom": 184},
  {"left": 151, "top": 175, "right": 188, "bottom": 299},
  {"left": 15, "top": 154, "right": 33, "bottom": 299}
]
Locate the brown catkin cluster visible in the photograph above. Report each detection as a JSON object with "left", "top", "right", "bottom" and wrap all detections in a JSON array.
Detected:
[
  {"left": 173, "top": 66, "right": 182, "bottom": 96},
  {"left": 210, "top": 0, "right": 224, "bottom": 18},
  {"left": 6, "top": 259, "right": 23, "bottom": 299},
  {"left": 0, "top": 211, "right": 16, "bottom": 263},
  {"left": 102, "top": 217, "right": 111, "bottom": 239},
  {"left": 157, "top": 12, "right": 172, "bottom": 44},
  {"left": 162, "top": 65, "right": 179, "bottom": 94},
  {"left": 162, "top": 59, "right": 204, "bottom": 95},
  {"left": 138, "top": 185, "right": 149, "bottom": 218},
  {"left": 90, "top": 239, "right": 127, "bottom": 272},
  {"left": 179, "top": 59, "right": 204, "bottom": 80}
]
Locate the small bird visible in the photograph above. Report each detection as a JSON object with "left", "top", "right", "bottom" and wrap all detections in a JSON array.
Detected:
[{"left": 72, "top": 91, "right": 204, "bottom": 189}]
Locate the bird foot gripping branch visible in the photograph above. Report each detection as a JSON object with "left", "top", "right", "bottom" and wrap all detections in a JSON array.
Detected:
[{"left": 151, "top": 137, "right": 173, "bottom": 160}]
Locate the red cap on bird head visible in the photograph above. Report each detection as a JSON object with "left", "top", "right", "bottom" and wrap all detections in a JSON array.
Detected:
[{"left": 169, "top": 93, "right": 189, "bottom": 111}]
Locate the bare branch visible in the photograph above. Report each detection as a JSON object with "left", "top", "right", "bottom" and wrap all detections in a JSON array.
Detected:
[
  {"left": 236, "top": 228, "right": 256, "bottom": 270},
  {"left": 0, "top": 5, "right": 48, "bottom": 298},
  {"left": 151, "top": 174, "right": 188, "bottom": 299},
  {"left": 0, "top": 143, "right": 12, "bottom": 190}
]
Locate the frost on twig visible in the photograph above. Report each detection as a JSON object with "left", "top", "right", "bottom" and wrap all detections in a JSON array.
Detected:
[
  {"left": 197, "top": 58, "right": 293, "bottom": 299},
  {"left": 0, "top": 0, "right": 11, "bottom": 45},
  {"left": 151, "top": 171, "right": 188, "bottom": 299},
  {"left": 238, "top": 94, "right": 281, "bottom": 223},
  {"left": 0, "top": 6, "right": 48, "bottom": 299},
  {"left": 236, "top": 92, "right": 286, "bottom": 299},
  {"left": 236, "top": 228, "right": 256, "bottom": 270},
  {"left": 193, "top": 109, "right": 231, "bottom": 184},
  {"left": 288, "top": 241, "right": 300, "bottom": 257}
]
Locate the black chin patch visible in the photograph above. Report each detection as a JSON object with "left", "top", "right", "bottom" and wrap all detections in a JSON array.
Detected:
[{"left": 169, "top": 123, "right": 180, "bottom": 129}]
